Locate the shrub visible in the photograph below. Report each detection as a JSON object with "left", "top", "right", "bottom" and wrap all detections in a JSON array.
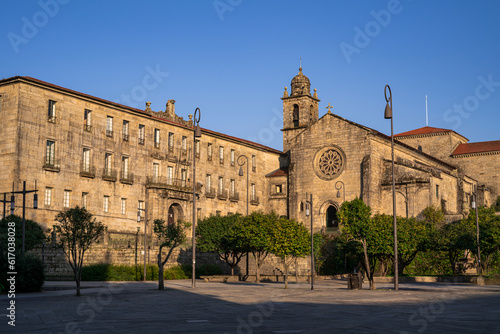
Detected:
[{"left": 16, "top": 254, "right": 45, "bottom": 292}]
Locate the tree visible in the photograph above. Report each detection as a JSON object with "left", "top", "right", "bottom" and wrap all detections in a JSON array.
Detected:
[
  {"left": 153, "top": 219, "right": 190, "bottom": 290},
  {"left": 396, "top": 217, "right": 433, "bottom": 275},
  {"left": 268, "top": 216, "right": 309, "bottom": 289},
  {"left": 196, "top": 213, "right": 247, "bottom": 275},
  {"left": 53, "top": 206, "right": 106, "bottom": 296},
  {"left": 437, "top": 219, "right": 473, "bottom": 274},
  {"left": 338, "top": 198, "right": 377, "bottom": 289},
  {"left": 239, "top": 211, "right": 277, "bottom": 282}
]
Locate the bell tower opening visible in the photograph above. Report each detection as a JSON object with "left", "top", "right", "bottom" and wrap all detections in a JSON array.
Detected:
[{"left": 293, "top": 104, "right": 299, "bottom": 127}]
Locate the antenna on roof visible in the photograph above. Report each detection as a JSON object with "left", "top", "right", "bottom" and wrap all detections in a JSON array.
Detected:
[
  {"left": 300, "top": 57, "right": 302, "bottom": 68},
  {"left": 425, "top": 95, "right": 428, "bottom": 127}
]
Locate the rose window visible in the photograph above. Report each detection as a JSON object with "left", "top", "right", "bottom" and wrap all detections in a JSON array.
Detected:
[{"left": 318, "top": 149, "right": 343, "bottom": 176}]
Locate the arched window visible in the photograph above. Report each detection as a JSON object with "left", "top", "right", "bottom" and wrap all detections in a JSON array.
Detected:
[
  {"left": 293, "top": 104, "right": 299, "bottom": 127},
  {"left": 326, "top": 205, "right": 338, "bottom": 230},
  {"left": 418, "top": 145, "right": 422, "bottom": 152},
  {"left": 309, "top": 104, "right": 314, "bottom": 124}
]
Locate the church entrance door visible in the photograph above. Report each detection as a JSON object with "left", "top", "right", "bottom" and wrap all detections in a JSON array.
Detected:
[
  {"left": 326, "top": 205, "right": 338, "bottom": 231},
  {"left": 168, "top": 206, "right": 175, "bottom": 225}
]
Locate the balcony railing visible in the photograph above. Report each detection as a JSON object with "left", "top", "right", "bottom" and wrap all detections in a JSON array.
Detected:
[
  {"left": 120, "top": 171, "right": 134, "bottom": 184},
  {"left": 48, "top": 116, "right": 57, "bottom": 124},
  {"left": 229, "top": 191, "right": 239, "bottom": 202},
  {"left": 123, "top": 133, "right": 129, "bottom": 141},
  {"left": 84, "top": 124, "right": 92, "bottom": 132},
  {"left": 80, "top": 163, "right": 96, "bottom": 178},
  {"left": 146, "top": 176, "right": 196, "bottom": 192},
  {"left": 43, "top": 158, "right": 60, "bottom": 172},
  {"left": 102, "top": 168, "right": 117, "bottom": 182},
  {"left": 106, "top": 130, "right": 113, "bottom": 137},
  {"left": 217, "top": 189, "right": 228, "bottom": 200},
  {"left": 138, "top": 137, "right": 145, "bottom": 145},
  {"left": 154, "top": 142, "right": 160, "bottom": 149},
  {"left": 250, "top": 195, "right": 259, "bottom": 205},
  {"left": 205, "top": 187, "right": 216, "bottom": 198}
]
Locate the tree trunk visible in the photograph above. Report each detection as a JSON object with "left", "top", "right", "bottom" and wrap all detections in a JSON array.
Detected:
[
  {"left": 255, "top": 253, "right": 260, "bottom": 282},
  {"left": 75, "top": 270, "right": 81, "bottom": 297},
  {"left": 284, "top": 257, "right": 289, "bottom": 289},
  {"left": 362, "top": 240, "right": 375, "bottom": 290},
  {"left": 158, "top": 252, "right": 164, "bottom": 290}
]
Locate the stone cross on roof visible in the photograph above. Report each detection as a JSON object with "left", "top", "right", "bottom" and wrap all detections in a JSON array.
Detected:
[{"left": 326, "top": 103, "right": 333, "bottom": 114}]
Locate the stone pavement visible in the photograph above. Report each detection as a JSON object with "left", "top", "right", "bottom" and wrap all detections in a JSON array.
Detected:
[{"left": 1, "top": 279, "right": 500, "bottom": 333}]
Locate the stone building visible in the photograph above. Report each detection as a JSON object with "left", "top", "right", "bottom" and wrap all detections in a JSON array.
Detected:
[{"left": 1, "top": 70, "right": 498, "bottom": 241}]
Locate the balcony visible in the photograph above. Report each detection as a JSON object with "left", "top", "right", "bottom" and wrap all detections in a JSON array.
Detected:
[
  {"left": 154, "top": 142, "right": 160, "bottom": 149},
  {"left": 120, "top": 171, "right": 134, "bottom": 185},
  {"left": 43, "top": 158, "right": 60, "bottom": 172},
  {"left": 102, "top": 168, "right": 117, "bottom": 182},
  {"left": 106, "top": 130, "right": 113, "bottom": 138},
  {"left": 138, "top": 137, "right": 145, "bottom": 145},
  {"left": 146, "top": 176, "right": 196, "bottom": 193},
  {"left": 217, "top": 189, "right": 228, "bottom": 200},
  {"left": 205, "top": 187, "right": 216, "bottom": 198},
  {"left": 229, "top": 191, "right": 239, "bottom": 202},
  {"left": 48, "top": 116, "right": 57, "bottom": 124},
  {"left": 80, "top": 163, "right": 96, "bottom": 178},
  {"left": 84, "top": 124, "right": 92, "bottom": 132},
  {"left": 123, "top": 133, "right": 129, "bottom": 141},
  {"left": 250, "top": 195, "right": 259, "bottom": 205}
]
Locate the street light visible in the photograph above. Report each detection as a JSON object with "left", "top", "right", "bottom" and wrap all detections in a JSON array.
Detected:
[
  {"left": 335, "top": 181, "right": 345, "bottom": 204},
  {"left": 135, "top": 226, "right": 140, "bottom": 281},
  {"left": 384, "top": 84, "right": 399, "bottom": 291},
  {"left": 137, "top": 206, "right": 147, "bottom": 281},
  {"left": 10, "top": 181, "right": 38, "bottom": 254},
  {"left": 472, "top": 185, "right": 482, "bottom": 277},
  {"left": 238, "top": 154, "right": 250, "bottom": 276},
  {"left": 305, "top": 193, "right": 314, "bottom": 290},
  {"left": 192, "top": 107, "right": 201, "bottom": 288}
]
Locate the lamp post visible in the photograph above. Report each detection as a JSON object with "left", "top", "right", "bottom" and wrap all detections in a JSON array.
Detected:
[
  {"left": 472, "top": 185, "right": 482, "bottom": 276},
  {"left": 335, "top": 181, "right": 345, "bottom": 204},
  {"left": 137, "top": 206, "right": 147, "bottom": 281},
  {"left": 135, "top": 226, "right": 140, "bottom": 280},
  {"left": 384, "top": 84, "right": 398, "bottom": 291},
  {"left": 192, "top": 107, "right": 202, "bottom": 288},
  {"left": 305, "top": 193, "right": 314, "bottom": 290},
  {"left": 1, "top": 193, "right": 13, "bottom": 220},
  {"left": 10, "top": 181, "right": 38, "bottom": 254},
  {"left": 238, "top": 154, "right": 250, "bottom": 276}
]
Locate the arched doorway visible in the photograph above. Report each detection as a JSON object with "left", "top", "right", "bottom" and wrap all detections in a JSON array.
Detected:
[
  {"left": 167, "top": 203, "right": 184, "bottom": 225},
  {"left": 326, "top": 205, "right": 338, "bottom": 231}
]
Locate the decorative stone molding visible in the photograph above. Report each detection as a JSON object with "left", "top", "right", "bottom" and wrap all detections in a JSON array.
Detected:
[{"left": 312, "top": 145, "right": 346, "bottom": 180}]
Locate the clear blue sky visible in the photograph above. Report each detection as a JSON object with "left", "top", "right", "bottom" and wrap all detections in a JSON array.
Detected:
[{"left": 2, "top": 0, "right": 499, "bottom": 151}]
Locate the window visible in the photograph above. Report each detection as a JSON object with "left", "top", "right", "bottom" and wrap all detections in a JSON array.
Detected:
[
  {"left": 121, "top": 198, "right": 126, "bottom": 215},
  {"left": 82, "top": 192, "right": 88, "bottom": 208},
  {"left": 64, "top": 190, "right": 71, "bottom": 208},
  {"left": 252, "top": 155, "right": 256, "bottom": 172},
  {"left": 104, "top": 153, "right": 112, "bottom": 174},
  {"left": 44, "top": 187, "right": 52, "bottom": 206},
  {"left": 122, "top": 120, "right": 129, "bottom": 141},
  {"left": 46, "top": 140, "right": 56, "bottom": 165},
  {"left": 103, "top": 196, "right": 109, "bottom": 213},
  {"left": 167, "top": 166, "right": 173, "bottom": 185},
  {"left": 293, "top": 104, "right": 299, "bottom": 128},
  {"left": 84, "top": 109, "right": 92, "bottom": 131},
  {"left": 230, "top": 149, "right": 235, "bottom": 166},
  {"left": 218, "top": 177, "right": 224, "bottom": 193},
  {"left": 138, "top": 200, "right": 145, "bottom": 219},
  {"left": 219, "top": 146, "right": 224, "bottom": 164},
  {"left": 230, "top": 179, "right": 235, "bottom": 196},
  {"left": 122, "top": 156, "right": 129, "bottom": 179},
  {"left": 168, "top": 132, "right": 174, "bottom": 151},
  {"left": 182, "top": 136, "right": 187, "bottom": 151},
  {"left": 153, "top": 163, "right": 160, "bottom": 180},
  {"left": 154, "top": 129, "right": 160, "bottom": 148},
  {"left": 195, "top": 140, "right": 200, "bottom": 157},
  {"left": 436, "top": 185, "right": 439, "bottom": 198},
  {"left": 276, "top": 184, "right": 283, "bottom": 194},
  {"left": 106, "top": 116, "right": 113, "bottom": 137},
  {"left": 181, "top": 169, "right": 187, "bottom": 187},
  {"left": 251, "top": 183, "right": 256, "bottom": 200},
  {"left": 216, "top": 210, "right": 221, "bottom": 216},
  {"left": 206, "top": 174, "right": 211, "bottom": 190},
  {"left": 48, "top": 100, "right": 56, "bottom": 122},
  {"left": 207, "top": 143, "right": 213, "bottom": 160},
  {"left": 138, "top": 124, "right": 145, "bottom": 145},
  {"left": 82, "top": 148, "right": 91, "bottom": 172}
]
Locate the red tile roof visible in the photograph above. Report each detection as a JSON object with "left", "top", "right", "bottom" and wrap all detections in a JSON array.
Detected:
[
  {"left": 395, "top": 126, "right": 452, "bottom": 137},
  {"left": 266, "top": 168, "right": 288, "bottom": 177},
  {"left": 452, "top": 140, "right": 500, "bottom": 156}
]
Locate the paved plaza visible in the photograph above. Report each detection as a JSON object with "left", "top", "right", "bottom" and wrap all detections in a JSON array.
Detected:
[{"left": 2, "top": 279, "right": 500, "bottom": 333}]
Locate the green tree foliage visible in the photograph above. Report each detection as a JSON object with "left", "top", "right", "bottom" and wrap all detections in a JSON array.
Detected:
[
  {"left": 153, "top": 219, "right": 190, "bottom": 290},
  {"left": 268, "top": 216, "right": 309, "bottom": 289},
  {"left": 492, "top": 196, "right": 500, "bottom": 212},
  {"left": 396, "top": 217, "right": 434, "bottom": 275},
  {"left": 196, "top": 213, "right": 248, "bottom": 275},
  {"left": 338, "top": 198, "right": 379, "bottom": 289},
  {"left": 0, "top": 215, "right": 46, "bottom": 293},
  {"left": 239, "top": 211, "right": 278, "bottom": 281},
  {"left": 53, "top": 206, "right": 106, "bottom": 296}
]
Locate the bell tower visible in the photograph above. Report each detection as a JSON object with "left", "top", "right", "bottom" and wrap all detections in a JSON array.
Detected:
[{"left": 281, "top": 67, "right": 320, "bottom": 152}]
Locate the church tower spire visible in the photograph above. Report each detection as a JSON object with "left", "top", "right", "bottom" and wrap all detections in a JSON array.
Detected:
[{"left": 281, "top": 67, "right": 320, "bottom": 152}]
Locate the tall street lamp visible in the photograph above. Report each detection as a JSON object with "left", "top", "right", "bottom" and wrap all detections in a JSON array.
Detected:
[
  {"left": 238, "top": 154, "right": 249, "bottom": 276},
  {"left": 10, "top": 181, "right": 38, "bottom": 254},
  {"left": 384, "top": 84, "right": 399, "bottom": 291},
  {"left": 135, "top": 226, "right": 140, "bottom": 281},
  {"left": 305, "top": 193, "right": 314, "bottom": 290},
  {"left": 192, "top": 107, "right": 202, "bottom": 288},
  {"left": 472, "top": 185, "right": 482, "bottom": 276},
  {"left": 137, "top": 206, "right": 147, "bottom": 281}
]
